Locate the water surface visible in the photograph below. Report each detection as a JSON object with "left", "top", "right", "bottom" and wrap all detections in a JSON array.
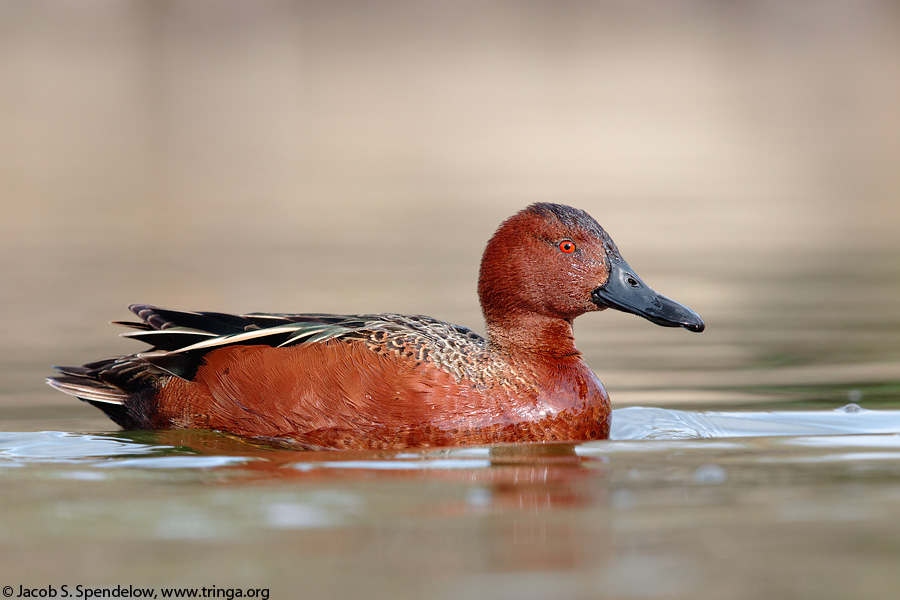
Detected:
[{"left": 3, "top": 405, "right": 900, "bottom": 599}]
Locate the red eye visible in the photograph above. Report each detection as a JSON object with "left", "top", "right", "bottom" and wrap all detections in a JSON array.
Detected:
[{"left": 558, "top": 240, "right": 576, "bottom": 254}]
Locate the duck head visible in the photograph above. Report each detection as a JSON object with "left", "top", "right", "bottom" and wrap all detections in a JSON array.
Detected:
[{"left": 478, "top": 203, "right": 704, "bottom": 350}]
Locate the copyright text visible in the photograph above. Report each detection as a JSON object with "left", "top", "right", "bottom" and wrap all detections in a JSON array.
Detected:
[{"left": 2, "top": 585, "right": 269, "bottom": 600}]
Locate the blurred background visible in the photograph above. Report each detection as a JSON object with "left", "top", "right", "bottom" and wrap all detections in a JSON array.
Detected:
[{"left": 2, "top": 0, "right": 899, "bottom": 429}]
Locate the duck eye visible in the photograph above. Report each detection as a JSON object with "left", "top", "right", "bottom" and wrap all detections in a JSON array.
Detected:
[{"left": 558, "top": 240, "right": 576, "bottom": 254}]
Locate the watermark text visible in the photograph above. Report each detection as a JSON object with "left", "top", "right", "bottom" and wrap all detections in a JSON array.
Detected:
[{"left": 2, "top": 585, "right": 269, "bottom": 600}]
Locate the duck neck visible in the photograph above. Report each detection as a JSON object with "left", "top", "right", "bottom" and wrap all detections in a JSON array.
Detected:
[{"left": 485, "top": 310, "right": 581, "bottom": 361}]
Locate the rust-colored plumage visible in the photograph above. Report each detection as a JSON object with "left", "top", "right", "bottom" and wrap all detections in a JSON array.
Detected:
[{"left": 48, "top": 203, "right": 704, "bottom": 450}]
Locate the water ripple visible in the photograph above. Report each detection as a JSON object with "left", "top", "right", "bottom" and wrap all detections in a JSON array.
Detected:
[{"left": 2, "top": 405, "right": 900, "bottom": 471}]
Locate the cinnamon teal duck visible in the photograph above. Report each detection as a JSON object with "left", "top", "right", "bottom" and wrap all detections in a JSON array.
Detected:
[{"left": 47, "top": 203, "right": 704, "bottom": 450}]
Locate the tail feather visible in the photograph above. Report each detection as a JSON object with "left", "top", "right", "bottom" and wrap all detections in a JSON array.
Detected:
[
  {"left": 46, "top": 372, "right": 128, "bottom": 405},
  {"left": 46, "top": 352, "right": 165, "bottom": 428}
]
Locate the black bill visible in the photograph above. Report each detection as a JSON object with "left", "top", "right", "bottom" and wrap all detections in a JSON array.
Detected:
[{"left": 591, "top": 255, "right": 705, "bottom": 333}]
